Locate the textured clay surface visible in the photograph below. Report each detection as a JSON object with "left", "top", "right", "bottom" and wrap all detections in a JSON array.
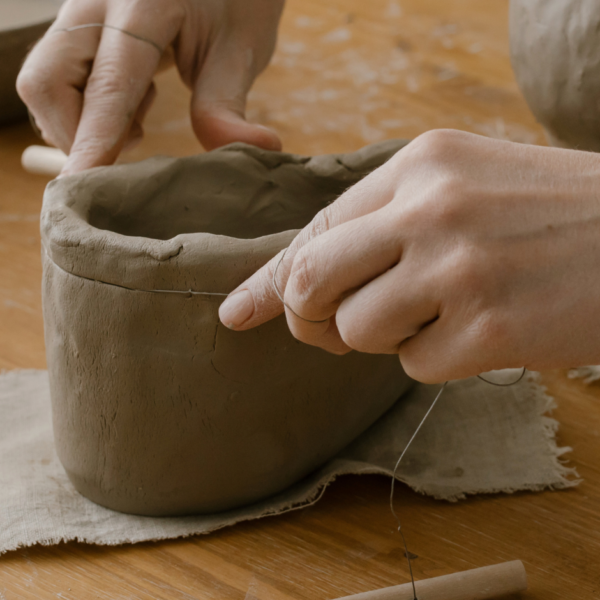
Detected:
[
  {"left": 41, "top": 140, "right": 414, "bottom": 516},
  {"left": 510, "top": 0, "right": 600, "bottom": 151}
]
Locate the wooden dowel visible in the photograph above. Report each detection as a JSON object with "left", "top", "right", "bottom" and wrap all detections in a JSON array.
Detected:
[
  {"left": 334, "top": 560, "right": 527, "bottom": 600},
  {"left": 21, "top": 145, "right": 67, "bottom": 177}
]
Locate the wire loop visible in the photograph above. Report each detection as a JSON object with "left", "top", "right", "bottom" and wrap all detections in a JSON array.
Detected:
[
  {"left": 53, "top": 23, "right": 163, "bottom": 54},
  {"left": 272, "top": 247, "right": 329, "bottom": 324}
]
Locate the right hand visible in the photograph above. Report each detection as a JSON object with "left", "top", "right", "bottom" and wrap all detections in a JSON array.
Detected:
[
  {"left": 219, "top": 130, "right": 600, "bottom": 383},
  {"left": 17, "top": 0, "right": 284, "bottom": 175}
]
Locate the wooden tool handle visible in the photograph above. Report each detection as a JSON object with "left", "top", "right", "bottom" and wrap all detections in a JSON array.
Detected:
[
  {"left": 21, "top": 145, "right": 68, "bottom": 177},
  {"left": 334, "top": 560, "right": 527, "bottom": 600}
]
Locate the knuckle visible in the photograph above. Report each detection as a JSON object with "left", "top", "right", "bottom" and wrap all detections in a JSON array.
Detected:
[
  {"left": 398, "top": 350, "right": 439, "bottom": 383},
  {"left": 287, "top": 249, "right": 320, "bottom": 307},
  {"left": 305, "top": 205, "right": 336, "bottom": 240},
  {"left": 15, "top": 70, "right": 34, "bottom": 102},
  {"left": 392, "top": 134, "right": 478, "bottom": 232},
  {"left": 453, "top": 250, "right": 487, "bottom": 294},
  {"left": 16, "top": 68, "right": 54, "bottom": 104},
  {"left": 395, "top": 173, "right": 472, "bottom": 235},
  {"left": 399, "top": 337, "right": 455, "bottom": 383},
  {"left": 471, "top": 310, "right": 511, "bottom": 354},
  {"left": 336, "top": 309, "right": 377, "bottom": 354},
  {"left": 409, "top": 128, "right": 469, "bottom": 164},
  {"left": 424, "top": 177, "right": 471, "bottom": 229},
  {"left": 337, "top": 324, "right": 369, "bottom": 353}
]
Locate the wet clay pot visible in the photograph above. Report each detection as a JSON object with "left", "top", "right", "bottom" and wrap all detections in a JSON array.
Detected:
[
  {"left": 510, "top": 0, "right": 600, "bottom": 151},
  {"left": 41, "top": 140, "right": 414, "bottom": 516}
]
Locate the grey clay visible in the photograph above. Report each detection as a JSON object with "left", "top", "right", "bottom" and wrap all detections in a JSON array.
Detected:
[
  {"left": 41, "top": 141, "right": 414, "bottom": 516},
  {"left": 510, "top": 0, "right": 600, "bottom": 151}
]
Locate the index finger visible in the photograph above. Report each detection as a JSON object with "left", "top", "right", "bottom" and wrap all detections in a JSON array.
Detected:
[
  {"left": 218, "top": 159, "right": 398, "bottom": 331},
  {"left": 17, "top": 2, "right": 105, "bottom": 153},
  {"left": 62, "top": 15, "right": 178, "bottom": 174}
]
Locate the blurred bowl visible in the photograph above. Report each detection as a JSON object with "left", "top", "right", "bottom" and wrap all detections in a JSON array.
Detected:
[{"left": 0, "top": 0, "right": 63, "bottom": 125}]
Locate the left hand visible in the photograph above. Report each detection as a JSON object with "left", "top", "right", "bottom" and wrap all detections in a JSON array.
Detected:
[
  {"left": 218, "top": 130, "right": 600, "bottom": 383},
  {"left": 17, "top": 0, "right": 284, "bottom": 175}
]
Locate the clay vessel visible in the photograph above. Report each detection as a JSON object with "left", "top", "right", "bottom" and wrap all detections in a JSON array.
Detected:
[
  {"left": 41, "top": 141, "right": 414, "bottom": 516},
  {"left": 510, "top": 0, "right": 600, "bottom": 151}
]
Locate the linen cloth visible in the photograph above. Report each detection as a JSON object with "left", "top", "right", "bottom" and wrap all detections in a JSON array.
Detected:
[
  {"left": 0, "top": 369, "right": 578, "bottom": 554},
  {"left": 568, "top": 365, "right": 600, "bottom": 384}
]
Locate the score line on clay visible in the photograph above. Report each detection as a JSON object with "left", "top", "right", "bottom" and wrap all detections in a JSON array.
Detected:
[
  {"left": 44, "top": 249, "right": 229, "bottom": 297},
  {"left": 22, "top": 145, "right": 67, "bottom": 177}
]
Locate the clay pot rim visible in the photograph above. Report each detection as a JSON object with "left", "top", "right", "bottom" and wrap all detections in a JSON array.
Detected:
[
  {"left": 40, "top": 140, "right": 408, "bottom": 294},
  {"left": 40, "top": 148, "right": 306, "bottom": 294}
]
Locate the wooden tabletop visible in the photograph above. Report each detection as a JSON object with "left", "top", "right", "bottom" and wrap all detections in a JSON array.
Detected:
[{"left": 1, "top": 1, "right": 599, "bottom": 598}]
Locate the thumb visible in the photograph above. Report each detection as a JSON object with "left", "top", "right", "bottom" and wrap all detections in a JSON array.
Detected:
[{"left": 190, "top": 46, "right": 281, "bottom": 152}]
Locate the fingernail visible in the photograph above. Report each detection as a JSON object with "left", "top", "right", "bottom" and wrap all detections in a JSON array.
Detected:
[{"left": 219, "top": 290, "right": 255, "bottom": 329}]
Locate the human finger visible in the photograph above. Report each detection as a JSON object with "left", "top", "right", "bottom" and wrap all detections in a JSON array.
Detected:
[
  {"left": 396, "top": 318, "right": 475, "bottom": 383},
  {"left": 334, "top": 260, "right": 441, "bottom": 355},
  {"left": 281, "top": 209, "right": 404, "bottom": 350},
  {"left": 396, "top": 300, "right": 529, "bottom": 383},
  {"left": 17, "top": 2, "right": 105, "bottom": 153},
  {"left": 218, "top": 245, "right": 351, "bottom": 355},
  {"left": 122, "top": 80, "right": 157, "bottom": 151},
  {"left": 218, "top": 161, "right": 399, "bottom": 330},
  {"left": 189, "top": 41, "right": 281, "bottom": 152},
  {"left": 62, "top": 7, "right": 181, "bottom": 174}
]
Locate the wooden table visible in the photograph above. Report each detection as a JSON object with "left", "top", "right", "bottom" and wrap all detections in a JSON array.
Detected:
[{"left": 1, "top": 1, "right": 599, "bottom": 598}]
